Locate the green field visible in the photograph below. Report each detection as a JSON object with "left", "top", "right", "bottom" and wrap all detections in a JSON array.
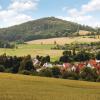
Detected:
[
  {"left": 0, "top": 73, "right": 100, "bottom": 100},
  {"left": 18, "top": 44, "right": 55, "bottom": 50},
  {"left": 0, "top": 44, "right": 63, "bottom": 61}
]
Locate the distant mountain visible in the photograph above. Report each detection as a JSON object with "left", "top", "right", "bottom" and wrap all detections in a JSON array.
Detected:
[{"left": 0, "top": 17, "right": 95, "bottom": 42}]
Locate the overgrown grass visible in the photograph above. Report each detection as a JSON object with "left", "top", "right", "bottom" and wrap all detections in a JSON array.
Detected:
[{"left": 0, "top": 73, "right": 100, "bottom": 100}]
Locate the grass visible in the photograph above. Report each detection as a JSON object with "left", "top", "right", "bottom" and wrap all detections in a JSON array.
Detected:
[
  {"left": 0, "top": 44, "right": 63, "bottom": 61},
  {"left": 0, "top": 35, "right": 100, "bottom": 62},
  {"left": 0, "top": 73, "right": 100, "bottom": 100},
  {"left": 26, "top": 36, "right": 100, "bottom": 45},
  {"left": 18, "top": 44, "right": 55, "bottom": 50}
]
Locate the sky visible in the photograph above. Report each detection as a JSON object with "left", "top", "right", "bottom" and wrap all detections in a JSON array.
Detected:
[{"left": 0, "top": 0, "right": 100, "bottom": 28}]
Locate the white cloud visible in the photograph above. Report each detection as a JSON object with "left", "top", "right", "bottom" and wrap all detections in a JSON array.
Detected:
[
  {"left": 67, "top": 0, "right": 100, "bottom": 15},
  {"left": 67, "top": 8, "right": 82, "bottom": 17},
  {"left": 0, "top": 9, "right": 33, "bottom": 27},
  {"left": 9, "top": 0, "right": 38, "bottom": 12},
  {"left": 57, "top": 15, "right": 100, "bottom": 28},
  {"left": 57, "top": 15, "right": 93, "bottom": 24},
  {"left": 82, "top": 0, "right": 100, "bottom": 13},
  {"left": 0, "top": 0, "right": 39, "bottom": 28},
  {"left": 61, "top": 0, "right": 100, "bottom": 27},
  {"left": 4, "top": 14, "right": 33, "bottom": 27}
]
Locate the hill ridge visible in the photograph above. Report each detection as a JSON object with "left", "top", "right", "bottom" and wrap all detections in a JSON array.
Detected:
[{"left": 0, "top": 17, "right": 95, "bottom": 42}]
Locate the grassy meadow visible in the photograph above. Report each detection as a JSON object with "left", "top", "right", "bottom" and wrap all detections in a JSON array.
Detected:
[
  {"left": 0, "top": 44, "right": 63, "bottom": 61},
  {"left": 0, "top": 73, "right": 100, "bottom": 100},
  {"left": 0, "top": 36, "right": 100, "bottom": 61},
  {"left": 26, "top": 36, "right": 100, "bottom": 45}
]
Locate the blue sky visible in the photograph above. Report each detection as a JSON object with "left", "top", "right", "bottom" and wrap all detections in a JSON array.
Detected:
[{"left": 0, "top": 0, "right": 100, "bottom": 28}]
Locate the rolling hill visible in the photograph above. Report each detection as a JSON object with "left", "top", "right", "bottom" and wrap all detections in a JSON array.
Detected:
[
  {"left": 0, "top": 73, "right": 100, "bottom": 100},
  {"left": 0, "top": 17, "right": 95, "bottom": 42}
]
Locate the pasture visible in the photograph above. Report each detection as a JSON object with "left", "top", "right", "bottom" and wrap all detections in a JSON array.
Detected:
[
  {"left": 0, "top": 73, "right": 100, "bottom": 100},
  {"left": 0, "top": 36, "right": 100, "bottom": 61},
  {"left": 26, "top": 36, "right": 100, "bottom": 45},
  {"left": 0, "top": 44, "right": 63, "bottom": 61}
]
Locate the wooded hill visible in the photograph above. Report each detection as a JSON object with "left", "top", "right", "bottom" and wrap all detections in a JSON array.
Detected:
[{"left": 0, "top": 17, "right": 95, "bottom": 42}]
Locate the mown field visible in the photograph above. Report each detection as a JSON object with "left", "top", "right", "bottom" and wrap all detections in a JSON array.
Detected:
[
  {"left": 0, "top": 44, "right": 63, "bottom": 61},
  {"left": 26, "top": 36, "right": 100, "bottom": 45},
  {"left": 0, "top": 73, "right": 100, "bottom": 100}
]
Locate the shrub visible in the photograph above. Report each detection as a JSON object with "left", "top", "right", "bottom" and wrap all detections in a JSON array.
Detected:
[
  {"left": 32, "top": 71, "right": 38, "bottom": 76},
  {"left": 20, "top": 70, "right": 31, "bottom": 75},
  {"left": 51, "top": 67, "right": 61, "bottom": 78},
  {"left": 96, "top": 76, "right": 100, "bottom": 82},
  {"left": 59, "top": 55, "right": 70, "bottom": 63},
  {"left": 45, "top": 55, "right": 50, "bottom": 62},
  {"left": 19, "top": 55, "right": 34, "bottom": 72},
  {"left": 59, "top": 50, "right": 72, "bottom": 63},
  {"left": 5, "top": 68, "right": 13, "bottom": 73},
  {"left": 0, "top": 65, "right": 5, "bottom": 72},
  {"left": 62, "top": 71, "right": 79, "bottom": 80},
  {"left": 80, "top": 67, "right": 98, "bottom": 82},
  {"left": 38, "top": 68, "right": 52, "bottom": 77},
  {"left": 74, "top": 51, "right": 91, "bottom": 62},
  {"left": 96, "top": 52, "right": 100, "bottom": 60}
]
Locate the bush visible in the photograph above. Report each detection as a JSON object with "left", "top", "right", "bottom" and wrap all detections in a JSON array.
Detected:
[
  {"left": 62, "top": 71, "right": 79, "bottom": 80},
  {"left": 80, "top": 67, "right": 98, "bottom": 82},
  {"left": 19, "top": 55, "right": 34, "bottom": 72},
  {"left": 38, "top": 68, "right": 52, "bottom": 77},
  {"left": 5, "top": 68, "right": 13, "bottom": 73},
  {"left": 96, "top": 52, "right": 100, "bottom": 60},
  {"left": 32, "top": 71, "right": 38, "bottom": 76},
  {"left": 51, "top": 67, "right": 61, "bottom": 78},
  {"left": 20, "top": 70, "right": 31, "bottom": 75},
  {"left": 0, "top": 65, "right": 5, "bottom": 72},
  {"left": 96, "top": 76, "right": 100, "bottom": 82},
  {"left": 74, "top": 51, "right": 91, "bottom": 62}
]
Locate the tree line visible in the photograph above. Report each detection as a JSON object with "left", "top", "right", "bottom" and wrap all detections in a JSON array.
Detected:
[{"left": 0, "top": 50, "right": 100, "bottom": 82}]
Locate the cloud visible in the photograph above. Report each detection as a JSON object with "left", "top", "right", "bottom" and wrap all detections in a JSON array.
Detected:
[
  {"left": 57, "top": 15, "right": 93, "bottom": 24},
  {"left": 9, "top": 0, "right": 38, "bottom": 12},
  {"left": 61, "top": 0, "right": 100, "bottom": 27},
  {"left": 67, "top": 0, "right": 100, "bottom": 15},
  {"left": 82, "top": 0, "right": 100, "bottom": 13},
  {"left": 4, "top": 14, "right": 33, "bottom": 27},
  {"left": 57, "top": 15, "right": 100, "bottom": 27},
  {"left": 0, "top": 0, "right": 39, "bottom": 28}
]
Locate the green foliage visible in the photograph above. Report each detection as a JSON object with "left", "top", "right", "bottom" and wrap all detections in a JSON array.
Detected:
[
  {"left": 19, "top": 55, "right": 34, "bottom": 72},
  {"left": 74, "top": 51, "right": 91, "bottom": 61},
  {"left": 80, "top": 67, "right": 98, "bottom": 82},
  {"left": 0, "top": 65, "right": 5, "bottom": 72},
  {"left": 96, "top": 51, "right": 100, "bottom": 60},
  {"left": 96, "top": 76, "right": 100, "bottom": 82},
  {"left": 20, "top": 70, "right": 31, "bottom": 75},
  {"left": 45, "top": 55, "right": 50, "bottom": 62},
  {"left": 38, "top": 68, "right": 52, "bottom": 77},
  {"left": 0, "top": 40, "right": 15, "bottom": 48},
  {"left": 59, "top": 50, "right": 73, "bottom": 63},
  {"left": 62, "top": 71, "right": 79, "bottom": 80},
  {"left": 0, "top": 17, "right": 95, "bottom": 42},
  {"left": 51, "top": 67, "right": 61, "bottom": 78}
]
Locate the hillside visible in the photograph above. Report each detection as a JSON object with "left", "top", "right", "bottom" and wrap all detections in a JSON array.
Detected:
[
  {"left": 0, "top": 17, "right": 95, "bottom": 42},
  {"left": 0, "top": 73, "right": 100, "bottom": 100},
  {"left": 26, "top": 36, "right": 100, "bottom": 45}
]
